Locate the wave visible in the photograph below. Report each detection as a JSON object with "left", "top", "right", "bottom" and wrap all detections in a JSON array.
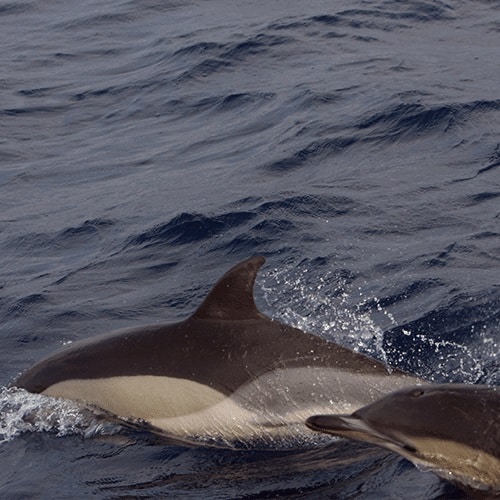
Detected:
[
  {"left": 126, "top": 194, "right": 358, "bottom": 253},
  {"left": 3, "top": 218, "right": 116, "bottom": 255},
  {"left": 269, "top": 1, "right": 454, "bottom": 33}
]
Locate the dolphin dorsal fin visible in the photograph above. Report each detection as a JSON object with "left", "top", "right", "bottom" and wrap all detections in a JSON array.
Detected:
[{"left": 192, "top": 256, "right": 266, "bottom": 321}]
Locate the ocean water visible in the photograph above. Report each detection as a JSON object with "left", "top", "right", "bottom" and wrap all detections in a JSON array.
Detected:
[{"left": 1, "top": 0, "right": 499, "bottom": 498}]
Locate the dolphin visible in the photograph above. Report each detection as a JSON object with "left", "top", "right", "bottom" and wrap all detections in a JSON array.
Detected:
[
  {"left": 15, "top": 256, "right": 423, "bottom": 448},
  {"left": 306, "top": 384, "right": 500, "bottom": 495}
]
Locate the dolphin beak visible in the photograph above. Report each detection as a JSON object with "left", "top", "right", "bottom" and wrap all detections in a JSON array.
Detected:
[
  {"left": 306, "top": 414, "right": 353, "bottom": 433},
  {"left": 306, "top": 414, "right": 416, "bottom": 454}
]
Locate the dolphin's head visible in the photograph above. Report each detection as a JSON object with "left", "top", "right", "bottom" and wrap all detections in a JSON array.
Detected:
[
  {"left": 306, "top": 384, "right": 500, "bottom": 494},
  {"left": 306, "top": 409, "right": 419, "bottom": 458}
]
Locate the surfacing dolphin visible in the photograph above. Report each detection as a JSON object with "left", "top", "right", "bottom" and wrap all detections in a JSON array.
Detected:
[
  {"left": 306, "top": 384, "right": 500, "bottom": 496},
  {"left": 15, "top": 256, "right": 423, "bottom": 448}
]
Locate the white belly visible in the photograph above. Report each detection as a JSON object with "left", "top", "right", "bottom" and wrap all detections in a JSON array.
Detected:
[{"left": 43, "top": 367, "right": 422, "bottom": 447}]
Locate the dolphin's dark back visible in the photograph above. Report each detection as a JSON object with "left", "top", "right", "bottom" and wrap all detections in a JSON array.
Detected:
[
  {"left": 16, "top": 256, "right": 406, "bottom": 396},
  {"left": 16, "top": 315, "right": 400, "bottom": 396}
]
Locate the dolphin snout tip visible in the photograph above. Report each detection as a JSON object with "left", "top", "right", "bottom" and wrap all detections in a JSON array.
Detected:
[{"left": 306, "top": 414, "right": 348, "bottom": 433}]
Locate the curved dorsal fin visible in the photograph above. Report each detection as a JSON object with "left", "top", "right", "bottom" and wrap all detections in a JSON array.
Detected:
[{"left": 192, "top": 256, "right": 266, "bottom": 320}]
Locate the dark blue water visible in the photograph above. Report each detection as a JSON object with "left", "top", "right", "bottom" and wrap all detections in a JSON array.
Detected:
[{"left": 1, "top": 0, "right": 499, "bottom": 498}]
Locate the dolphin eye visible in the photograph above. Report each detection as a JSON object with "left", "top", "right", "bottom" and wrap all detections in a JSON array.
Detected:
[{"left": 410, "top": 389, "right": 424, "bottom": 398}]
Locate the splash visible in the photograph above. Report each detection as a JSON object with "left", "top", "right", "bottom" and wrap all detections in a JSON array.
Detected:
[
  {"left": 260, "top": 262, "right": 390, "bottom": 365},
  {"left": 0, "top": 386, "right": 119, "bottom": 444},
  {"left": 391, "top": 327, "right": 499, "bottom": 384},
  {"left": 259, "top": 261, "right": 497, "bottom": 384}
]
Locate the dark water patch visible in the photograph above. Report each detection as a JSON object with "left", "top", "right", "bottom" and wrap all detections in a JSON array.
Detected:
[
  {"left": 308, "top": 10, "right": 388, "bottom": 31},
  {"left": 7, "top": 294, "right": 51, "bottom": 318},
  {"left": 478, "top": 142, "right": 500, "bottom": 173},
  {"left": 252, "top": 219, "right": 297, "bottom": 234},
  {"left": 15, "top": 332, "right": 41, "bottom": 345},
  {"left": 469, "top": 231, "right": 499, "bottom": 241},
  {"left": 465, "top": 98, "right": 500, "bottom": 113},
  {"left": 212, "top": 234, "right": 272, "bottom": 256},
  {"left": 163, "top": 96, "right": 221, "bottom": 116},
  {"left": 352, "top": 35, "right": 379, "bottom": 42},
  {"left": 172, "top": 33, "right": 292, "bottom": 83},
  {"left": 215, "top": 92, "right": 275, "bottom": 112},
  {"left": 478, "top": 161, "right": 500, "bottom": 176},
  {"left": 53, "top": 257, "right": 119, "bottom": 286},
  {"left": 390, "top": 61, "right": 413, "bottom": 72},
  {"left": 6, "top": 219, "right": 117, "bottom": 255},
  {"left": 59, "top": 219, "right": 116, "bottom": 240},
  {"left": 117, "top": 259, "right": 181, "bottom": 289},
  {"left": 50, "top": 309, "right": 95, "bottom": 321},
  {"left": 97, "top": 306, "right": 146, "bottom": 321},
  {"left": 175, "top": 58, "right": 232, "bottom": 82},
  {"left": 268, "top": 19, "right": 310, "bottom": 31},
  {"left": 226, "top": 195, "right": 263, "bottom": 208},
  {"left": 258, "top": 194, "right": 357, "bottom": 218},
  {"left": 142, "top": 262, "right": 178, "bottom": 275},
  {"left": 263, "top": 137, "right": 356, "bottom": 172},
  {"left": 0, "top": 2, "right": 33, "bottom": 15},
  {"left": 338, "top": 1, "right": 454, "bottom": 23},
  {"left": 53, "top": 52, "right": 78, "bottom": 60},
  {"left": 71, "top": 79, "right": 157, "bottom": 103},
  {"left": 310, "top": 13, "right": 382, "bottom": 32},
  {"left": 124, "top": 0, "right": 184, "bottom": 14},
  {"left": 54, "top": 12, "right": 134, "bottom": 30},
  {"left": 453, "top": 142, "right": 500, "bottom": 182},
  {"left": 310, "top": 15, "right": 342, "bottom": 26},
  {"left": 1, "top": 105, "right": 67, "bottom": 117},
  {"left": 323, "top": 31, "right": 348, "bottom": 39},
  {"left": 357, "top": 103, "right": 460, "bottom": 139},
  {"left": 422, "top": 242, "right": 476, "bottom": 268},
  {"left": 127, "top": 211, "right": 257, "bottom": 249},
  {"left": 159, "top": 92, "right": 275, "bottom": 118},
  {"left": 359, "top": 279, "right": 444, "bottom": 312},
  {"left": 213, "top": 219, "right": 298, "bottom": 255},
  {"left": 79, "top": 441, "right": 411, "bottom": 499},
  {"left": 0, "top": 149, "right": 20, "bottom": 163},
  {"left": 308, "top": 7, "right": 427, "bottom": 33},
  {"left": 126, "top": 195, "right": 355, "bottom": 256},
  {"left": 133, "top": 92, "right": 272, "bottom": 120},
  {"left": 294, "top": 89, "right": 343, "bottom": 108},
  {"left": 461, "top": 191, "right": 499, "bottom": 206},
  {"left": 487, "top": 20, "right": 500, "bottom": 33},
  {"left": 173, "top": 41, "right": 225, "bottom": 58},
  {"left": 221, "top": 34, "right": 292, "bottom": 61},
  {"left": 17, "top": 87, "right": 57, "bottom": 97},
  {"left": 73, "top": 87, "right": 120, "bottom": 102},
  {"left": 2, "top": 232, "right": 53, "bottom": 254}
]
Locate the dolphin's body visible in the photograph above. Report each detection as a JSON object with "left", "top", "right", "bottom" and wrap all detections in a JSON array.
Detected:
[
  {"left": 306, "top": 384, "right": 500, "bottom": 495},
  {"left": 16, "top": 256, "right": 423, "bottom": 448}
]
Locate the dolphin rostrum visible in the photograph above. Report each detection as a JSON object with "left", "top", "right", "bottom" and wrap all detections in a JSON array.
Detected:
[
  {"left": 15, "top": 256, "right": 423, "bottom": 448},
  {"left": 306, "top": 384, "right": 500, "bottom": 495}
]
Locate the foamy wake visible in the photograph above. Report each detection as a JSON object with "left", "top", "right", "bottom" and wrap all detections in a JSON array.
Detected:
[{"left": 0, "top": 386, "right": 120, "bottom": 444}]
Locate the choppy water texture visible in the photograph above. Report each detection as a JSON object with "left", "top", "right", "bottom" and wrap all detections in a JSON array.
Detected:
[{"left": 1, "top": 0, "right": 499, "bottom": 498}]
